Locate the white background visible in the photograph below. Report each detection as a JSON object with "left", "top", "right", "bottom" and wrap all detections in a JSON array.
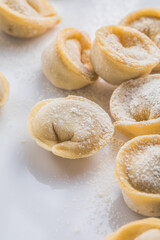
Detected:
[{"left": 0, "top": 0, "right": 159, "bottom": 239}]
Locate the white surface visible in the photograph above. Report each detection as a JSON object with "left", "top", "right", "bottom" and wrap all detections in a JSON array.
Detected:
[{"left": 0, "top": 0, "right": 159, "bottom": 239}]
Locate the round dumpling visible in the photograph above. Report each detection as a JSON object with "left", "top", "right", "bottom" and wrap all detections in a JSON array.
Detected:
[
  {"left": 110, "top": 74, "right": 160, "bottom": 138},
  {"left": 0, "top": 0, "right": 61, "bottom": 38},
  {"left": 115, "top": 135, "right": 160, "bottom": 216},
  {"left": 27, "top": 96, "right": 114, "bottom": 159},
  {"left": 120, "top": 8, "right": 160, "bottom": 72},
  {"left": 0, "top": 72, "right": 9, "bottom": 107},
  {"left": 91, "top": 25, "right": 160, "bottom": 85},
  {"left": 42, "top": 28, "right": 98, "bottom": 90}
]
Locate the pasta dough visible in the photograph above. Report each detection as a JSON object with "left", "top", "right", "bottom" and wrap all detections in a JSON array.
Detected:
[
  {"left": 120, "top": 8, "right": 160, "bottom": 72},
  {"left": 0, "top": 72, "right": 9, "bottom": 107},
  {"left": 110, "top": 74, "right": 160, "bottom": 138},
  {"left": 105, "top": 218, "right": 160, "bottom": 240},
  {"left": 115, "top": 135, "right": 160, "bottom": 216},
  {"left": 42, "top": 28, "right": 98, "bottom": 90},
  {"left": 91, "top": 25, "right": 160, "bottom": 85},
  {"left": 27, "top": 96, "right": 114, "bottom": 159},
  {"left": 0, "top": 0, "right": 61, "bottom": 38}
]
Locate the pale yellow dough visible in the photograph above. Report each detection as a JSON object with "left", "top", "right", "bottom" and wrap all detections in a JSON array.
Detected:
[
  {"left": 120, "top": 8, "right": 160, "bottom": 72},
  {"left": 0, "top": 0, "right": 61, "bottom": 38},
  {"left": 115, "top": 135, "right": 160, "bottom": 216},
  {"left": 27, "top": 96, "right": 114, "bottom": 159},
  {"left": 91, "top": 25, "right": 160, "bottom": 85},
  {"left": 0, "top": 72, "right": 9, "bottom": 107},
  {"left": 105, "top": 218, "right": 160, "bottom": 240},
  {"left": 42, "top": 28, "right": 98, "bottom": 90},
  {"left": 110, "top": 74, "right": 160, "bottom": 138}
]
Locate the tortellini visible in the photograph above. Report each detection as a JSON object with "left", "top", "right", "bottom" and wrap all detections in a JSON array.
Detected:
[
  {"left": 91, "top": 25, "right": 160, "bottom": 85},
  {"left": 0, "top": 72, "right": 9, "bottom": 107},
  {"left": 27, "top": 96, "right": 114, "bottom": 159},
  {"left": 115, "top": 135, "right": 160, "bottom": 216},
  {"left": 105, "top": 218, "right": 160, "bottom": 240},
  {"left": 120, "top": 8, "right": 160, "bottom": 72},
  {"left": 42, "top": 28, "right": 98, "bottom": 90},
  {"left": 0, "top": 0, "right": 61, "bottom": 38},
  {"left": 110, "top": 74, "right": 160, "bottom": 138}
]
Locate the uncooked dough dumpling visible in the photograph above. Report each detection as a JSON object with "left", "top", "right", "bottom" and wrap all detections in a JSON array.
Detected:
[
  {"left": 0, "top": 0, "right": 61, "bottom": 38},
  {"left": 91, "top": 25, "right": 160, "bottom": 85},
  {"left": 42, "top": 28, "right": 98, "bottom": 90},
  {"left": 120, "top": 8, "right": 160, "bottom": 72},
  {"left": 115, "top": 135, "right": 160, "bottom": 216},
  {"left": 27, "top": 96, "right": 114, "bottom": 159},
  {"left": 0, "top": 72, "right": 9, "bottom": 107},
  {"left": 110, "top": 74, "right": 160, "bottom": 138}
]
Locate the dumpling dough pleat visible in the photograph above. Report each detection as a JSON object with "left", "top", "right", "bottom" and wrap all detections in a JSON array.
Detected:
[{"left": 0, "top": 0, "right": 61, "bottom": 38}]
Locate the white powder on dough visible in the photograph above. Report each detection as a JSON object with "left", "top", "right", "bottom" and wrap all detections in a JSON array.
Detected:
[
  {"left": 100, "top": 29, "right": 160, "bottom": 66},
  {"left": 105, "top": 33, "right": 153, "bottom": 61},
  {"left": 2, "top": 0, "right": 40, "bottom": 17},
  {"left": 129, "top": 17, "right": 160, "bottom": 49},
  {"left": 125, "top": 141, "right": 160, "bottom": 194},
  {"left": 110, "top": 74, "right": 160, "bottom": 122},
  {"left": 2, "top": 0, "right": 55, "bottom": 18}
]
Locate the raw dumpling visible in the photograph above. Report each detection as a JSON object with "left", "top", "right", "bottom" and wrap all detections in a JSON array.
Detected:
[
  {"left": 105, "top": 218, "right": 160, "bottom": 240},
  {"left": 115, "top": 135, "right": 160, "bottom": 216},
  {"left": 110, "top": 74, "right": 160, "bottom": 138},
  {"left": 42, "top": 28, "right": 98, "bottom": 90},
  {"left": 120, "top": 8, "right": 160, "bottom": 72},
  {"left": 0, "top": 72, "right": 9, "bottom": 107},
  {"left": 0, "top": 0, "right": 61, "bottom": 38},
  {"left": 27, "top": 96, "right": 114, "bottom": 159},
  {"left": 91, "top": 25, "right": 160, "bottom": 85}
]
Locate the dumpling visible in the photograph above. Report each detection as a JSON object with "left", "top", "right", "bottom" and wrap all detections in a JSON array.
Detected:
[
  {"left": 104, "top": 218, "right": 160, "bottom": 240},
  {"left": 110, "top": 74, "right": 160, "bottom": 138},
  {"left": 42, "top": 28, "right": 98, "bottom": 90},
  {"left": 91, "top": 25, "right": 160, "bottom": 85},
  {"left": 0, "top": 0, "right": 61, "bottom": 38},
  {"left": 0, "top": 72, "right": 9, "bottom": 107},
  {"left": 115, "top": 135, "right": 160, "bottom": 216},
  {"left": 120, "top": 8, "right": 160, "bottom": 72},
  {"left": 27, "top": 96, "right": 114, "bottom": 159}
]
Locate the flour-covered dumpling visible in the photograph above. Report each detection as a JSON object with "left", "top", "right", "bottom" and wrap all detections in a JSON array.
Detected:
[
  {"left": 120, "top": 8, "right": 160, "bottom": 72},
  {"left": 42, "top": 28, "right": 98, "bottom": 90},
  {"left": 0, "top": 72, "right": 9, "bottom": 107},
  {"left": 127, "top": 143, "right": 160, "bottom": 194},
  {"left": 105, "top": 218, "right": 160, "bottom": 240},
  {"left": 27, "top": 96, "right": 114, "bottom": 159},
  {"left": 110, "top": 74, "right": 160, "bottom": 138},
  {"left": 115, "top": 135, "right": 160, "bottom": 216},
  {"left": 91, "top": 25, "right": 160, "bottom": 85},
  {"left": 0, "top": 0, "right": 61, "bottom": 38}
]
